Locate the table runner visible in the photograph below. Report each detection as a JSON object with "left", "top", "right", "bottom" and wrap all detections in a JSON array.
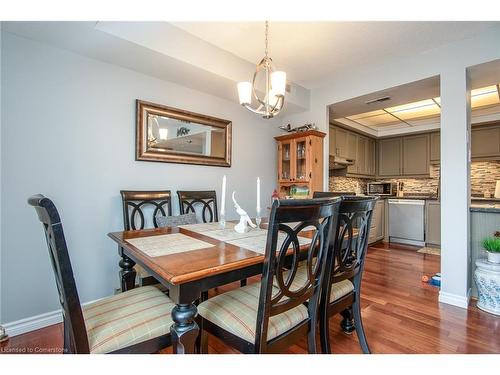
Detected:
[{"left": 126, "top": 233, "right": 215, "bottom": 257}]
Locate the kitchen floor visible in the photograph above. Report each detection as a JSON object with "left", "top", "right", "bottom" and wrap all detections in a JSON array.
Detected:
[{"left": 2, "top": 242, "right": 498, "bottom": 354}]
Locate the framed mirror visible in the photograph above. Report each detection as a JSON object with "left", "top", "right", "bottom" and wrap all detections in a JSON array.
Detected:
[{"left": 136, "top": 100, "right": 232, "bottom": 167}]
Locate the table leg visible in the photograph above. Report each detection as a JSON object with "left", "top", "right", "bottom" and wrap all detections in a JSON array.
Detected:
[
  {"left": 171, "top": 303, "right": 199, "bottom": 354},
  {"left": 119, "top": 247, "right": 136, "bottom": 292}
]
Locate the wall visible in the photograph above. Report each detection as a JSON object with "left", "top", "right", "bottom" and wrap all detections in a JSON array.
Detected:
[
  {"left": 282, "top": 26, "right": 500, "bottom": 308},
  {"left": 0, "top": 32, "right": 280, "bottom": 324}
]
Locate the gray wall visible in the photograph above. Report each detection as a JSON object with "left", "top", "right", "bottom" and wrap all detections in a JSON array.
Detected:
[{"left": 0, "top": 32, "right": 280, "bottom": 323}]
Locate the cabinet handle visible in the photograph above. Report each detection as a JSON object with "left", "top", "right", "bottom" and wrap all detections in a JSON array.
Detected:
[{"left": 309, "top": 172, "right": 312, "bottom": 178}]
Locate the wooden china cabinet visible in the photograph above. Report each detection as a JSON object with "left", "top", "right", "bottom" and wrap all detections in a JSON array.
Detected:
[{"left": 274, "top": 130, "right": 325, "bottom": 198}]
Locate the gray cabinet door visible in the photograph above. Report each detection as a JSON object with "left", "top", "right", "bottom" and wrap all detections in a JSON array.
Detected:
[
  {"left": 378, "top": 138, "right": 402, "bottom": 176},
  {"left": 471, "top": 126, "right": 500, "bottom": 158},
  {"left": 430, "top": 132, "right": 440, "bottom": 162},
  {"left": 403, "top": 134, "right": 429, "bottom": 176},
  {"left": 347, "top": 132, "right": 357, "bottom": 160},
  {"left": 426, "top": 201, "right": 441, "bottom": 246},
  {"left": 335, "top": 128, "right": 348, "bottom": 157},
  {"left": 328, "top": 126, "right": 336, "bottom": 156},
  {"left": 368, "top": 138, "right": 376, "bottom": 176},
  {"left": 357, "top": 136, "right": 367, "bottom": 174},
  {"left": 369, "top": 199, "right": 385, "bottom": 244}
]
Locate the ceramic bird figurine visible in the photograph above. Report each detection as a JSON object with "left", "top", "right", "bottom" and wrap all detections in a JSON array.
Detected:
[{"left": 232, "top": 191, "right": 257, "bottom": 233}]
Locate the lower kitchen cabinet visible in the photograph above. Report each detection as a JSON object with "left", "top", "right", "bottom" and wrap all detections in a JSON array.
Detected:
[
  {"left": 425, "top": 201, "right": 441, "bottom": 246},
  {"left": 369, "top": 199, "right": 385, "bottom": 244}
]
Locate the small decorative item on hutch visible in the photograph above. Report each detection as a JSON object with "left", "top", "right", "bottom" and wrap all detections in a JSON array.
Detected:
[
  {"left": 275, "top": 129, "right": 325, "bottom": 198},
  {"left": 0, "top": 325, "right": 8, "bottom": 343}
]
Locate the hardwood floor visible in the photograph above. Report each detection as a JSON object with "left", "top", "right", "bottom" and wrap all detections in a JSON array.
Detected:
[{"left": 1, "top": 243, "right": 499, "bottom": 354}]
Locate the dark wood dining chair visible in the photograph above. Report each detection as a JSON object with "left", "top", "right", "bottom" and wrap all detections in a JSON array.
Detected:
[
  {"left": 177, "top": 190, "right": 218, "bottom": 223},
  {"left": 28, "top": 194, "right": 174, "bottom": 354},
  {"left": 197, "top": 197, "right": 341, "bottom": 353},
  {"left": 313, "top": 192, "right": 376, "bottom": 354},
  {"left": 120, "top": 190, "right": 173, "bottom": 291}
]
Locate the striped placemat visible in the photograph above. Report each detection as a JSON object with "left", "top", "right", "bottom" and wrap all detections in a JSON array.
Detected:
[{"left": 126, "top": 233, "right": 215, "bottom": 257}]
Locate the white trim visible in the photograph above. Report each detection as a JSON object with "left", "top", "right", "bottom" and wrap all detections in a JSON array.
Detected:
[
  {"left": 3, "top": 297, "right": 106, "bottom": 337},
  {"left": 439, "top": 289, "right": 471, "bottom": 309}
]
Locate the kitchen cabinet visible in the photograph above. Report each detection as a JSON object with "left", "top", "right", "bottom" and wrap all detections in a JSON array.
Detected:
[
  {"left": 426, "top": 201, "right": 441, "bottom": 246},
  {"left": 471, "top": 125, "right": 500, "bottom": 159},
  {"left": 332, "top": 127, "right": 357, "bottom": 160},
  {"left": 378, "top": 138, "right": 402, "bottom": 177},
  {"left": 275, "top": 130, "right": 325, "bottom": 198},
  {"left": 329, "top": 125, "right": 376, "bottom": 177},
  {"left": 369, "top": 199, "right": 385, "bottom": 244},
  {"left": 430, "top": 132, "right": 440, "bottom": 162},
  {"left": 402, "top": 134, "right": 429, "bottom": 176}
]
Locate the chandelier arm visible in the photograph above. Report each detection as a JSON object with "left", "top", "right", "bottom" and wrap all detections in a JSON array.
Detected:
[
  {"left": 269, "top": 95, "right": 284, "bottom": 113},
  {"left": 242, "top": 103, "right": 266, "bottom": 116}
]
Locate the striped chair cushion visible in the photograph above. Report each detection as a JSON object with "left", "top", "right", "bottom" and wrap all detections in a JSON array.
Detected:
[
  {"left": 83, "top": 285, "right": 175, "bottom": 354},
  {"left": 198, "top": 282, "right": 308, "bottom": 343},
  {"left": 291, "top": 265, "right": 354, "bottom": 302}
]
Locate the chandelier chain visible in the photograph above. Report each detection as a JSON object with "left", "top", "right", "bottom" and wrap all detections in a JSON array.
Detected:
[{"left": 265, "top": 21, "right": 269, "bottom": 58}]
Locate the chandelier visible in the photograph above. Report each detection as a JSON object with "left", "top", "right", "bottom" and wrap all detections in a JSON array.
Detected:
[{"left": 237, "top": 21, "right": 286, "bottom": 119}]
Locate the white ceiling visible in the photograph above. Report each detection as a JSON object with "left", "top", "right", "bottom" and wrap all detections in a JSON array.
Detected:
[{"left": 172, "top": 21, "right": 500, "bottom": 88}]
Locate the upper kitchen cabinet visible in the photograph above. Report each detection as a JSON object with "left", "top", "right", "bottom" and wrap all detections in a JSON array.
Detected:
[
  {"left": 471, "top": 124, "right": 500, "bottom": 159},
  {"left": 378, "top": 137, "right": 402, "bottom": 177},
  {"left": 331, "top": 126, "right": 357, "bottom": 160},
  {"left": 402, "top": 134, "right": 430, "bottom": 176},
  {"left": 430, "top": 132, "right": 440, "bottom": 163}
]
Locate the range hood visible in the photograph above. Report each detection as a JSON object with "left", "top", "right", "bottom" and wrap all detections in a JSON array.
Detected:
[{"left": 329, "top": 155, "right": 355, "bottom": 170}]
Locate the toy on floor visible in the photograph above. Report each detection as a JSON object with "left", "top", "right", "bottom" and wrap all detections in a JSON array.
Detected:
[{"left": 421, "top": 273, "right": 441, "bottom": 287}]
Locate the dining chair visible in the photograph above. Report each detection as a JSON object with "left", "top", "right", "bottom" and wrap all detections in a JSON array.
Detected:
[
  {"left": 197, "top": 197, "right": 341, "bottom": 353},
  {"left": 28, "top": 194, "right": 174, "bottom": 354},
  {"left": 313, "top": 192, "right": 376, "bottom": 354},
  {"left": 120, "top": 190, "right": 173, "bottom": 290},
  {"left": 177, "top": 190, "right": 218, "bottom": 223}
]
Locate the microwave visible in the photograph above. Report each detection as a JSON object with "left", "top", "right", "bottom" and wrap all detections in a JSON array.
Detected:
[{"left": 367, "top": 182, "right": 396, "bottom": 196}]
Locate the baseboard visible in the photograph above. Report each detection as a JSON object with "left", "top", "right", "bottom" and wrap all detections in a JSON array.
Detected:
[
  {"left": 3, "top": 297, "right": 105, "bottom": 337},
  {"left": 439, "top": 289, "right": 471, "bottom": 309},
  {"left": 3, "top": 310, "right": 62, "bottom": 337}
]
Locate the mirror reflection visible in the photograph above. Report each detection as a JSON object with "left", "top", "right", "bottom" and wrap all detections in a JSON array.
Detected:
[{"left": 147, "top": 114, "right": 226, "bottom": 158}]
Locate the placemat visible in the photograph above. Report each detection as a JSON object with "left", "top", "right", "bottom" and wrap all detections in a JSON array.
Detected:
[
  {"left": 200, "top": 227, "right": 267, "bottom": 242},
  {"left": 226, "top": 233, "right": 312, "bottom": 255},
  {"left": 126, "top": 233, "right": 215, "bottom": 257},
  {"left": 178, "top": 222, "right": 235, "bottom": 233}
]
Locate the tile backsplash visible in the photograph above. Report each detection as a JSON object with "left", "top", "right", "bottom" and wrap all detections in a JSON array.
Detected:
[
  {"left": 329, "top": 161, "right": 500, "bottom": 197},
  {"left": 470, "top": 160, "right": 500, "bottom": 197}
]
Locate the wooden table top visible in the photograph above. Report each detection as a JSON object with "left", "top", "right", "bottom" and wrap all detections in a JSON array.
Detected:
[{"left": 109, "top": 225, "right": 274, "bottom": 285}]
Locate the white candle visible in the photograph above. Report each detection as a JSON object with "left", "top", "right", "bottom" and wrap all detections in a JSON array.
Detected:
[
  {"left": 256, "top": 177, "right": 261, "bottom": 213},
  {"left": 221, "top": 175, "right": 226, "bottom": 215}
]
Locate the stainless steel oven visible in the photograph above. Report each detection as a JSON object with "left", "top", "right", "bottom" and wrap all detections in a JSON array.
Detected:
[{"left": 367, "top": 182, "right": 396, "bottom": 196}]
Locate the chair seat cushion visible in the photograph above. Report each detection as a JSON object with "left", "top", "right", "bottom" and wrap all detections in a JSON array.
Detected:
[
  {"left": 329, "top": 279, "right": 354, "bottom": 302},
  {"left": 292, "top": 265, "right": 354, "bottom": 302},
  {"left": 82, "top": 285, "right": 174, "bottom": 353},
  {"left": 198, "top": 282, "right": 308, "bottom": 343}
]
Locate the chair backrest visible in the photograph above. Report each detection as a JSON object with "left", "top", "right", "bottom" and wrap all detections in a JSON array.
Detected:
[
  {"left": 313, "top": 192, "right": 376, "bottom": 283},
  {"left": 120, "top": 190, "right": 172, "bottom": 230},
  {"left": 28, "top": 194, "right": 89, "bottom": 354},
  {"left": 255, "top": 197, "right": 341, "bottom": 351},
  {"left": 177, "top": 190, "right": 218, "bottom": 223}
]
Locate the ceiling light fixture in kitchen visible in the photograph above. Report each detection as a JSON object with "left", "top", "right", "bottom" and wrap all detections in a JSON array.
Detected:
[{"left": 237, "top": 21, "right": 286, "bottom": 119}]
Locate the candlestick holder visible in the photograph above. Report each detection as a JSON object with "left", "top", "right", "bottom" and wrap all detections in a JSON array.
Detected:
[
  {"left": 219, "top": 212, "right": 226, "bottom": 229},
  {"left": 256, "top": 208, "right": 262, "bottom": 228}
]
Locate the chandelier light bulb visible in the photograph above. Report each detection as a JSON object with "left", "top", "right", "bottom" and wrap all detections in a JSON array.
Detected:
[{"left": 237, "top": 82, "right": 252, "bottom": 105}]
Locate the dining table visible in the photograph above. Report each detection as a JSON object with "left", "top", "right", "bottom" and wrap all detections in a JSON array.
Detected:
[{"left": 108, "top": 221, "right": 315, "bottom": 354}]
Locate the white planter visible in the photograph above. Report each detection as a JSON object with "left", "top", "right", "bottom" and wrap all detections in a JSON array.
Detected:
[
  {"left": 487, "top": 251, "right": 500, "bottom": 264},
  {"left": 474, "top": 259, "right": 500, "bottom": 316}
]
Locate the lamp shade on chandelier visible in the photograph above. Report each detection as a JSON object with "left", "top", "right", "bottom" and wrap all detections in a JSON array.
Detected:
[{"left": 237, "top": 21, "right": 286, "bottom": 119}]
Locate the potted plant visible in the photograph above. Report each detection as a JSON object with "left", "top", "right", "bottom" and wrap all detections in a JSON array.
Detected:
[{"left": 482, "top": 233, "right": 500, "bottom": 263}]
